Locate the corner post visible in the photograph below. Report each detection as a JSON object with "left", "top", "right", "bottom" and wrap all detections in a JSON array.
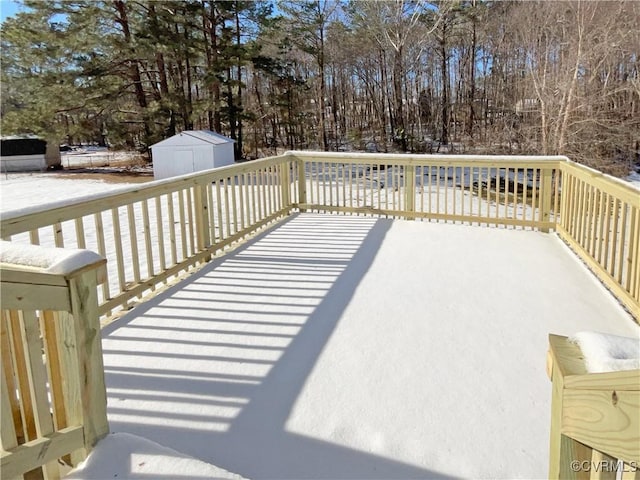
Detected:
[
  {"left": 548, "top": 335, "right": 593, "bottom": 480},
  {"left": 297, "top": 156, "right": 307, "bottom": 212},
  {"left": 540, "top": 168, "right": 554, "bottom": 232},
  {"left": 194, "top": 184, "right": 211, "bottom": 257},
  {"left": 404, "top": 164, "right": 416, "bottom": 220},
  {"left": 281, "top": 160, "right": 291, "bottom": 211},
  {"left": 64, "top": 264, "right": 109, "bottom": 462}
]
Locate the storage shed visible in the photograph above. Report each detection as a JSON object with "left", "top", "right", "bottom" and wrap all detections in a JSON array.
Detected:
[
  {"left": 0, "top": 137, "right": 61, "bottom": 172},
  {"left": 151, "top": 130, "right": 235, "bottom": 180}
]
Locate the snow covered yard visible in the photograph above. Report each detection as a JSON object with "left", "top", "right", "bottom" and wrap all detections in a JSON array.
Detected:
[{"left": 94, "top": 213, "right": 638, "bottom": 479}]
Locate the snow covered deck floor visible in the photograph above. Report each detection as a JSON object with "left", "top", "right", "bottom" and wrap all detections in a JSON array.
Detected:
[{"left": 100, "top": 213, "right": 639, "bottom": 479}]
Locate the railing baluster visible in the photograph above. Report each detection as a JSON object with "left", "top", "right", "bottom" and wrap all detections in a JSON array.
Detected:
[
  {"left": 75, "top": 217, "right": 86, "bottom": 249},
  {"left": 1, "top": 311, "right": 24, "bottom": 443},
  {"left": 230, "top": 176, "right": 239, "bottom": 235},
  {"left": 154, "top": 197, "right": 167, "bottom": 277},
  {"left": 53, "top": 222, "right": 64, "bottom": 248},
  {"left": 215, "top": 180, "right": 224, "bottom": 241},
  {"left": 239, "top": 173, "right": 246, "bottom": 230},
  {"left": 142, "top": 199, "right": 154, "bottom": 280},
  {"left": 260, "top": 169, "right": 267, "bottom": 219},
  {"left": 247, "top": 172, "right": 256, "bottom": 226},
  {"left": 185, "top": 187, "right": 196, "bottom": 255},
  {"left": 18, "top": 310, "right": 59, "bottom": 478},
  {"left": 222, "top": 177, "right": 232, "bottom": 237},
  {"left": 616, "top": 204, "right": 628, "bottom": 285},
  {"left": 167, "top": 193, "right": 178, "bottom": 265},
  {"left": 111, "top": 208, "right": 126, "bottom": 292},
  {"left": 626, "top": 206, "right": 638, "bottom": 296},
  {"left": 177, "top": 190, "right": 188, "bottom": 260},
  {"left": 126, "top": 204, "right": 141, "bottom": 286},
  {"left": 29, "top": 229, "right": 39, "bottom": 246}
]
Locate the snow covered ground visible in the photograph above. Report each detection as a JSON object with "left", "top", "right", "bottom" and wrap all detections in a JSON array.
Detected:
[
  {"left": 627, "top": 170, "right": 640, "bottom": 189},
  {"left": 95, "top": 213, "right": 637, "bottom": 479},
  {"left": 0, "top": 172, "right": 136, "bottom": 211}
]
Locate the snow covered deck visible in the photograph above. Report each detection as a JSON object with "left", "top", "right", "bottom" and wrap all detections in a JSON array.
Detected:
[{"left": 98, "top": 213, "right": 638, "bottom": 479}]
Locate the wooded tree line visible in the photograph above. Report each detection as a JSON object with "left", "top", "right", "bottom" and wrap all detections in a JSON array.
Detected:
[{"left": 1, "top": 0, "right": 639, "bottom": 174}]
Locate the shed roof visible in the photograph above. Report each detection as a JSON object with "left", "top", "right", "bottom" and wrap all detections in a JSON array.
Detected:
[{"left": 151, "top": 130, "right": 235, "bottom": 148}]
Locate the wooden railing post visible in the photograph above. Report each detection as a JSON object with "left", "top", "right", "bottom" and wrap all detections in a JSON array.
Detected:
[
  {"left": 64, "top": 265, "right": 110, "bottom": 460},
  {"left": 194, "top": 184, "right": 211, "bottom": 254},
  {"left": 548, "top": 338, "right": 592, "bottom": 480},
  {"left": 281, "top": 160, "right": 291, "bottom": 211},
  {"left": 547, "top": 334, "right": 640, "bottom": 479},
  {"left": 540, "top": 168, "right": 554, "bottom": 232},
  {"left": 404, "top": 164, "right": 416, "bottom": 220},
  {"left": 297, "top": 157, "right": 307, "bottom": 212},
  {"left": 1, "top": 246, "right": 109, "bottom": 477}
]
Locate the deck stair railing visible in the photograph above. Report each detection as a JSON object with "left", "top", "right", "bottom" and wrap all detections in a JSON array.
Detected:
[
  {"left": 547, "top": 335, "right": 639, "bottom": 479},
  {"left": 1, "top": 245, "right": 109, "bottom": 479}
]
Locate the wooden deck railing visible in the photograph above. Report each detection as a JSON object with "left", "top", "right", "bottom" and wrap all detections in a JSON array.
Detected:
[
  {"left": 547, "top": 335, "right": 639, "bottom": 479},
  {"left": 0, "top": 155, "right": 298, "bottom": 318},
  {"left": 289, "top": 151, "right": 562, "bottom": 231},
  {"left": 0, "top": 152, "right": 637, "bottom": 321},
  {"left": 556, "top": 161, "right": 640, "bottom": 319},
  {"left": 0, "top": 152, "right": 638, "bottom": 477},
  {"left": 1, "top": 248, "right": 109, "bottom": 479}
]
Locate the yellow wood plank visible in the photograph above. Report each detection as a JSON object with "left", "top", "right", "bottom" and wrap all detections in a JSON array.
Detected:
[
  {"left": 549, "top": 334, "right": 589, "bottom": 377},
  {"left": 74, "top": 217, "right": 86, "bottom": 250},
  {"left": 0, "top": 426, "right": 83, "bottom": 479},
  {"left": 7, "top": 311, "right": 36, "bottom": 442},
  {"left": 111, "top": 207, "right": 126, "bottom": 291},
  {"left": 1, "top": 353, "right": 19, "bottom": 451},
  {"left": 562, "top": 389, "right": 640, "bottom": 463},
  {"left": 589, "top": 450, "right": 618, "bottom": 480},
  {"left": 185, "top": 187, "right": 196, "bottom": 256},
  {"left": 142, "top": 199, "right": 154, "bottom": 280},
  {"left": 93, "top": 212, "right": 111, "bottom": 311},
  {"left": 177, "top": 189, "right": 188, "bottom": 260},
  {"left": 621, "top": 465, "right": 640, "bottom": 480},
  {"left": 67, "top": 270, "right": 109, "bottom": 451},
  {"left": 167, "top": 192, "right": 178, "bottom": 265},
  {"left": 40, "top": 311, "right": 68, "bottom": 432},
  {"left": 1, "top": 312, "right": 24, "bottom": 445},
  {"left": 0, "top": 283, "right": 70, "bottom": 312},
  {"left": 18, "top": 311, "right": 55, "bottom": 438},
  {"left": 126, "top": 204, "right": 141, "bottom": 284},
  {"left": 53, "top": 222, "right": 64, "bottom": 248}
]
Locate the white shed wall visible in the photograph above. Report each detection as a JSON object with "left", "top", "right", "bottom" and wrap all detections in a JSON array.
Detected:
[
  {"left": 152, "top": 142, "right": 234, "bottom": 180},
  {"left": 213, "top": 143, "right": 235, "bottom": 168}
]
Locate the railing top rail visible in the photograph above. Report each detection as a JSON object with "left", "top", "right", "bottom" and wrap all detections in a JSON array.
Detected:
[
  {"left": 287, "top": 150, "right": 569, "bottom": 164},
  {"left": 0, "top": 154, "right": 291, "bottom": 236},
  {"left": 560, "top": 158, "right": 640, "bottom": 204}
]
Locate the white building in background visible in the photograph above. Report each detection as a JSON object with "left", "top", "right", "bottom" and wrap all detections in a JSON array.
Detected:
[{"left": 150, "top": 130, "right": 235, "bottom": 180}]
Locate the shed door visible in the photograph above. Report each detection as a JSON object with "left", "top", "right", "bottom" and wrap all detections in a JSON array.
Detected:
[{"left": 174, "top": 149, "right": 194, "bottom": 175}]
